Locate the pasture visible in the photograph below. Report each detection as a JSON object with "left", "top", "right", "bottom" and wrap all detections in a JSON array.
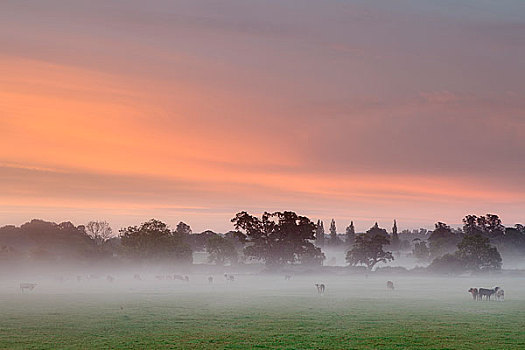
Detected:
[{"left": 0, "top": 274, "right": 524, "bottom": 349}]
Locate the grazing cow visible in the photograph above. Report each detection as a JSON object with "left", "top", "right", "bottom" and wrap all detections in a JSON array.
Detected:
[
  {"left": 315, "top": 283, "right": 325, "bottom": 294},
  {"left": 133, "top": 274, "right": 142, "bottom": 281},
  {"left": 468, "top": 288, "right": 479, "bottom": 300},
  {"left": 208, "top": 276, "right": 213, "bottom": 284},
  {"left": 106, "top": 275, "right": 115, "bottom": 283},
  {"left": 224, "top": 274, "right": 234, "bottom": 282},
  {"left": 284, "top": 275, "right": 292, "bottom": 281},
  {"left": 494, "top": 287, "right": 505, "bottom": 301},
  {"left": 478, "top": 288, "right": 496, "bottom": 300},
  {"left": 173, "top": 275, "right": 185, "bottom": 281},
  {"left": 386, "top": 281, "right": 395, "bottom": 290},
  {"left": 20, "top": 283, "right": 37, "bottom": 292},
  {"left": 184, "top": 275, "right": 190, "bottom": 282}
]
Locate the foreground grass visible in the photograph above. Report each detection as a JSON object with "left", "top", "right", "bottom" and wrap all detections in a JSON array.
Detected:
[{"left": 1, "top": 288, "right": 524, "bottom": 350}]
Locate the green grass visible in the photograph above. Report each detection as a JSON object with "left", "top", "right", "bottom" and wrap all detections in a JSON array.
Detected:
[{"left": 1, "top": 276, "right": 524, "bottom": 349}]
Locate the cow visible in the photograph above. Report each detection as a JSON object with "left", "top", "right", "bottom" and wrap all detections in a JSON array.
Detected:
[
  {"left": 468, "top": 288, "right": 479, "bottom": 300},
  {"left": 20, "top": 283, "right": 37, "bottom": 292},
  {"left": 284, "top": 275, "right": 292, "bottom": 281},
  {"left": 386, "top": 281, "right": 395, "bottom": 290},
  {"left": 156, "top": 275, "right": 165, "bottom": 281},
  {"left": 173, "top": 275, "right": 185, "bottom": 281},
  {"left": 478, "top": 288, "right": 496, "bottom": 300},
  {"left": 224, "top": 274, "right": 234, "bottom": 282},
  {"left": 133, "top": 274, "right": 142, "bottom": 281},
  {"left": 184, "top": 275, "right": 190, "bottom": 282},
  {"left": 494, "top": 287, "right": 505, "bottom": 301},
  {"left": 208, "top": 276, "right": 214, "bottom": 284},
  {"left": 106, "top": 275, "right": 115, "bottom": 283},
  {"left": 315, "top": 283, "right": 325, "bottom": 294}
]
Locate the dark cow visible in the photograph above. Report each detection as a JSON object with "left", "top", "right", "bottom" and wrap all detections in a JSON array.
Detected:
[
  {"left": 208, "top": 276, "right": 214, "bottom": 284},
  {"left": 478, "top": 288, "right": 496, "bottom": 300},
  {"left": 468, "top": 288, "right": 479, "bottom": 300},
  {"left": 20, "top": 283, "right": 37, "bottom": 292},
  {"left": 315, "top": 283, "right": 325, "bottom": 294},
  {"left": 386, "top": 281, "right": 395, "bottom": 290}
]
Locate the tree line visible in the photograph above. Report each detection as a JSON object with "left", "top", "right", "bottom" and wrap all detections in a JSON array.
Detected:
[{"left": 0, "top": 212, "right": 523, "bottom": 273}]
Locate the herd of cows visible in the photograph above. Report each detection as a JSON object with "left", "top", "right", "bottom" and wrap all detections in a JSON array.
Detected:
[
  {"left": 468, "top": 286, "right": 505, "bottom": 301},
  {"left": 17, "top": 275, "right": 505, "bottom": 302}
]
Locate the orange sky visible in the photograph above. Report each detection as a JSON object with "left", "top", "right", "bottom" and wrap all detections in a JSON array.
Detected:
[{"left": 1, "top": 1, "right": 524, "bottom": 232}]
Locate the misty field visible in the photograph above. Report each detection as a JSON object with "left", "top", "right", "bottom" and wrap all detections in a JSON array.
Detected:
[{"left": 1, "top": 274, "right": 524, "bottom": 349}]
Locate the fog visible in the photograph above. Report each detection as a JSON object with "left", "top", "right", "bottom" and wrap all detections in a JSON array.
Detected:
[{"left": 3, "top": 264, "right": 524, "bottom": 302}]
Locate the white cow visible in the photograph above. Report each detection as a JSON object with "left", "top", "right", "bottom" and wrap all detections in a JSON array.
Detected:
[{"left": 494, "top": 286, "right": 505, "bottom": 301}]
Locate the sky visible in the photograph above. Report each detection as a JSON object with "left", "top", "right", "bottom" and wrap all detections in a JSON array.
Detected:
[{"left": 1, "top": 0, "right": 524, "bottom": 233}]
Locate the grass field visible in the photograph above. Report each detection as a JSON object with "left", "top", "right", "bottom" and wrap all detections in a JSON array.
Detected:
[{"left": 1, "top": 274, "right": 524, "bottom": 349}]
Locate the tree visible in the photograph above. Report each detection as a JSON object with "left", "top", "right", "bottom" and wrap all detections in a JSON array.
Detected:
[
  {"left": 428, "top": 222, "right": 460, "bottom": 258},
  {"left": 346, "top": 234, "right": 393, "bottom": 270},
  {"left": 206, "top": 235, "right": 238, "bottom": 265},
  {"left": 231, "top": 211, "right": 325, "bottom": 268},
  {"left": 456, "top": 234, "right": 502, "bottom": 271},
  {"left": 411, "top": 238, "right": 430, "bottom": 262},
  {"left": 391, "top": 220, "right": 400, "bottom": 249},
  {"left": 316, "top": 220, "right": 325, "bottom": 247},
  {"left": 365, "top": 222, "right": 389, "bottom": 240},
  {"left": 500, "top": 225, "right": 525, "bottom": 256},
  {"left": 120, "top": 219, "right": 192, "bottom": 263},
  {"left": 428, "top": 234, "right": 502, "bottom": 274},
  {"left": 345, "top": 221, "right": 356, "bottom": 245},
  {"left": 428, "top": 253, "right": 465, "bottom": 274},
  {"left": 85, "top": 221, "right": 113, "bottom": 246},
  {"left": 463, "top": 215, "right": 480, "bottom": 235},
  {"left": 2, "top": 219, "right": 99, "bottom": 262},
  {"left": 329, "top": 219, "right": 341, "bottom": 245},
  {"left": 175, "top": 222, "right": 192, "bottom": 237},
  {"left": 463, "top": 214, "right": 505, "bottom": 240}
]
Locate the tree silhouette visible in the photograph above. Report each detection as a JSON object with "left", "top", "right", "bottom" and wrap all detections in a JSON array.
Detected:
[
  {"left": 231, "top": 211, "right": 325, "bottom": 268},
  {"left": 85, "top": 221, "right": 113, "bottom": 246},
  {"left": 175, "top": 222, "right": 192, "bottom": 237},
  {"left": 345, "top": 221, "right": 355, "bottom": 245},
  {"left": 456, "top": 234, "right": 502, "bottom": 271},
  {"left": 329, "top": 219, "right": 341, "bottom": 246},
  {"left": 316, "top": 220, "right": 325, "bottom": 246},
  {"left": 206, "top": 235, "right": 238, "bottom": 265},
  {"left": 428, "top": 222, "right": 460, "bottom": 258},
  {"left": 411, "top": 238, "right": 430, "bottom": 261},
  {"left": 120, "top": 219, "right": 192, "bottom": 263},
  {"left": 391, "top": 220, "right": 400, "bottom": 249},
  {"left": 346, "top": 234, "right": 393, "bottom": 270},
  {"left": 365, "top": 222, "right": 389, "bottom": 240}
]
